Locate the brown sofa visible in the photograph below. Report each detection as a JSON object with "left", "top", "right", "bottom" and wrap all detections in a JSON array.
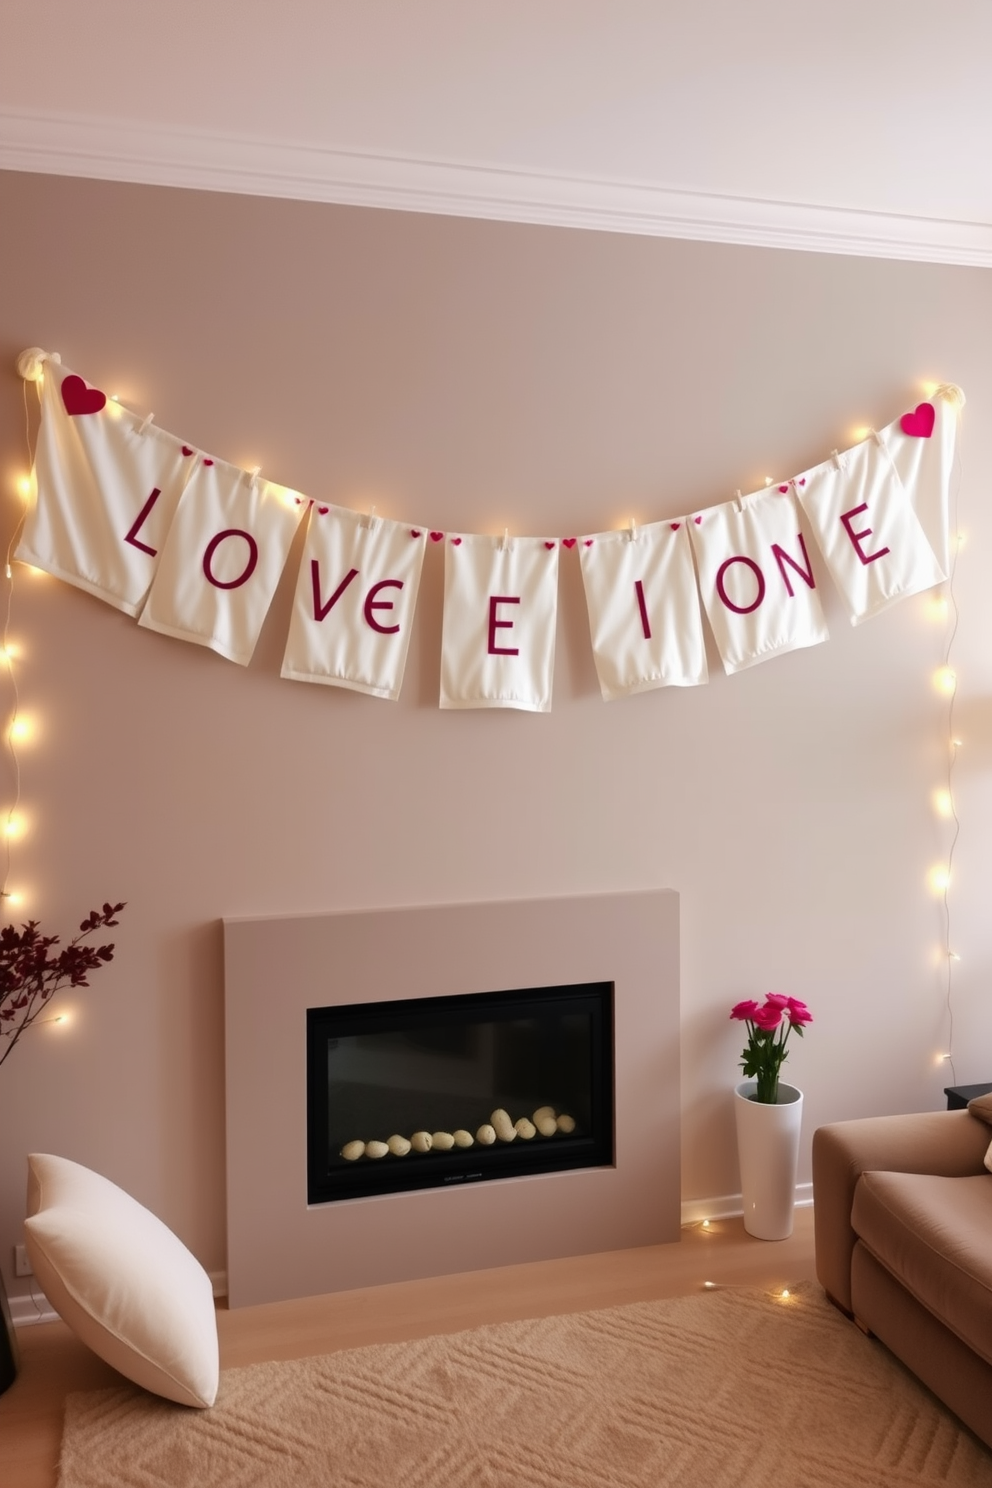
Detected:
[{"left": 812, "top": 1095, "right": 992, "bottom": 1450}]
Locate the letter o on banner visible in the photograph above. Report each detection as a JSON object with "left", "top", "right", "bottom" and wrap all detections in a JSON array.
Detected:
[
  {"left": 202, "top": 529, "right": 259, "bottom": 590},
  {"left": 716, "top": 555, "right": 766, "bottom": 615}
]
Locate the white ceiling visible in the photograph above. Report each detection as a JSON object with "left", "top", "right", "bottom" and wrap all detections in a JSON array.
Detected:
[{"left": 2, "top": 1, "right": 991, "bottom": 264}]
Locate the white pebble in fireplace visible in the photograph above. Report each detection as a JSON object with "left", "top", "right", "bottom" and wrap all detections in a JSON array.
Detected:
[{"left": 224, "top": 890, "right": 680, "bottom": 1307}]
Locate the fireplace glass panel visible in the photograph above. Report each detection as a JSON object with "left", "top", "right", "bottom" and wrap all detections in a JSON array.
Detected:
[{"left": 307, "top": 982, "right": 613, "bottom": 1203}]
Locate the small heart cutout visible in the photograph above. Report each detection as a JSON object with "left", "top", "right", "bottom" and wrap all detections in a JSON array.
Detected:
[
  {"left": 562, "top": 537, "right": 577, "bottom": 549},
  {"left": 61, "top": 374, "right": 106, "bottom": 416},
  {"left": 778, "top": 485, "right": 789, "bottom": 493},
  {"left": 318, "top": 506, "right": 329, "bottom": 515},
  {"left": 544, "top": 541, "right": 555, "bottom": 550},
  {"left": 670, "top": 522, "right": 681, "bottom": 531},
  {"left": 798, "top": 477, "right": 806, "bottom": 486},
  {"left": 583, "top": 539, "right": 594, "bottom": 548},
  {"left": 429, "top": 531, "right": 444, "bottom": 542},
  {"left": 694, "top": 516, "right": 703, "bottom": 524},
  {"left": 451, "top": 536, "right": 462, "bottom": 545},
  {"left": 410, "top": 529, "right": 422, "bottom": 538},
  {"left": 295, "top": 497, "right": 303, "bottom": 505},
  {"left": 203, "top": 458, "right": 214, "bottom": 466},
  {"left": 901, "top": 402, "right": 935, "bottom": 438},
  {"left": 182, "top": 445, "right": 195, "bottom": 457}
]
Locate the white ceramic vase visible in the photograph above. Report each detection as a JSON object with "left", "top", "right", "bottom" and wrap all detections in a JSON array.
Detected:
[{"left": 733, "top": 1079, "right": 803, "bottom": 1240}]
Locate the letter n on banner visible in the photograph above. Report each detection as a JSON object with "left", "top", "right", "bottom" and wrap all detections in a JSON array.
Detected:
[
  {"left": 138, "top": 460, "right": 307, "bottom": 665},
  {"left": 281, "top": 506, "right": 427, "bottom": 700},
  {"left": 16, "top": 360, "right": 193, "bottom": 616},
  {"left": 440, "top": 535, "right": 560, "bottom": 711},
  {"left": 688, "top": 487, "right": 829, "bottom": 673}
]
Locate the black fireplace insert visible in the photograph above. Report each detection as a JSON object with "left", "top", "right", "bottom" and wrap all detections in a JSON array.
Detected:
[{"left": 307, "top": 981, "right": 614, "bottom": 1203}]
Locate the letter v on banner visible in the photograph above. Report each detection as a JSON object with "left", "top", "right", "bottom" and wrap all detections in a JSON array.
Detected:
[
  {"left": 15, "top": 359, "right": 193, "bottom": 616},
  {"left": 282, "top": 505, "right": 427, "bottom": 700},
  {"left": 689, "top": 486, "right": 829, "bottom": 673},
  {"left": 440, "top": 534, "right": 560, "bottom": 711}
]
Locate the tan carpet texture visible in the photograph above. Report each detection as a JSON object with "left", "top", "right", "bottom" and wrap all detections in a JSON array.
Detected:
[{"left": 59, "top": 1284, "right": 992, "bottom": 1487}]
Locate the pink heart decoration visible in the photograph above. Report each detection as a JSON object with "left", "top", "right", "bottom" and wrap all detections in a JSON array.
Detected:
[
  {"left": 694, "top": 515, "right": 702, "bottom": 524},
  {"left": 544, "top": 541, "right": 555, "bottom": 550},
  {"left": 901, "top": 402, "right": 935, "bottom": 439},
  {"left": 429, "top": 531, "right": 444, "bottom": 542},
  {"left": 778, "top": 485, "right": 789, "bottom": 493},
  {"left": 451, "top": 536, "right": 462, "bottom": 545},
  {"left": 61, "top": 374, "right": 106, "bottom": 416},
  {"left": 181, "top": 445, "right": 195, "bottom": 457},
  {"left": 295, "top": 497, "right": 303, "bottom": 505},
  {"left": 562, "top": 537, "right": 577, "bottom": 549},
  {"left": 670, "top": 522, "right": 681, "bottom": 531},
  {"left": 318, "top": 506, "right": 329, "bottom": 515},
  {"left": 583, "top": 540, "right": 594, "bottom": 548},
  {"left": 798, "top": 477, "right": 806, "bottom": 486},
  {"left": 203, "top": 458, "right": 214, "bottom": 466},
  {"left": 410, "top": 529, "right": 422, "bottom": 538}
]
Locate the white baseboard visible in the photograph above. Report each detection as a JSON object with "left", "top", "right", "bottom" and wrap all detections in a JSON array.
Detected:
[
  {"left": 681, "top": 1183, "right": 813, "bottom": 1227},
  {"left": 9, "top": 1269, "right": 229, "bottom": 1329}
]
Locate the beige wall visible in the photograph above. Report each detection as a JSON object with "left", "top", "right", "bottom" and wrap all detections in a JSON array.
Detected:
[{"left": 1, "top": 169, "right": 990, "bottom": 1300}]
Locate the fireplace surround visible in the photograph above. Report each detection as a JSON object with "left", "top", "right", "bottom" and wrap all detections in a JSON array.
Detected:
[{"left": 224, "top": 890, "right": 679, "bottom": 1307}]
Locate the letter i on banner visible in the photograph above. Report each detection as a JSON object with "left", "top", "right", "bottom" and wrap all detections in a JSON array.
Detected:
[
  {"left": 281, "top": 507, "right": 427, "bottom": 699},
  {"left": 689, "top": 486, "right": 829, "bottom": 673},
  {"left": 16, "top": 360, "right": 194, "bottom": 615},
  {"left": 138, "top": 460, "right": 307, "bottom": 664},
  {"left": 440, "top": 535, "right": 560, "bottom": 711},
  {"left": 796, "top": 438, "right": 945, "bottom": 625},
  {"left": 577, "top": 521, "right": 707, "bottom": 699}
]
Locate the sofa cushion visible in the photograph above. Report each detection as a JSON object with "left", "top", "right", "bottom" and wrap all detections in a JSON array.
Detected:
[
  {"left": 852, "top": 1169, "right": 992, "bottom": 1368},
  {"left": 967, "top": 1095, "right": 992, "bottom": 1171}
]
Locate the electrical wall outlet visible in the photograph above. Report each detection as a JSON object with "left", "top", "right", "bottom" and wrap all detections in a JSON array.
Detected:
[{"left": 14, "top": 1243, "right": 33, "bottom": 1277}]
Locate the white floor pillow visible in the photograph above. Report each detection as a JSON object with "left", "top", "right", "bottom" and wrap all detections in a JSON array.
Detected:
[{"left": 23, "top": 1153, "right": 218, "bottom": 1407}]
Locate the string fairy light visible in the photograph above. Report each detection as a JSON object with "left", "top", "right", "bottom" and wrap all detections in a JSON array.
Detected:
[
  {"left": 1, "top": 360, "right": 42, "bottom": 916},
  {"left": 928, "top": 387, "right": 966, "bottom": 1086}
]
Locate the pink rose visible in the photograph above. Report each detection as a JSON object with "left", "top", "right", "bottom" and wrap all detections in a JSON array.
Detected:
[
  {"left": 730, "top": 999, "right": 761, "bottom": 1021},
  {"left": 764, "top": 993, "right": 790, "bottom": 1010},
  {"left": 787, "top": 998, "right": 813, "bottom": 1026},
  {"left": 753, "top": 1003, "right": 783, "bottom": 1031}
]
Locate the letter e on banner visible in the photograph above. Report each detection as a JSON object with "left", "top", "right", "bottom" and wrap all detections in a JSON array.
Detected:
[
  {"left": 364, "top": 578, "right": 403, "bottom": 634},
  {"left": 840, "top": 503, "right": 891, "bottom": 567},
  {"left": 488, "top": 595, "right": 521, "bottom": 655}
]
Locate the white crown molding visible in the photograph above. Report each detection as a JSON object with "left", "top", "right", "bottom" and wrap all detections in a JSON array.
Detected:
[{"left": 2, "top": 107, "right": 991, "bottom": 267}]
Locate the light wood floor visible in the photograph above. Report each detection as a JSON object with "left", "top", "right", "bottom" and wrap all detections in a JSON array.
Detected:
[{"left": 0, "top": 1209, "right": 816, "bottom": 1488}]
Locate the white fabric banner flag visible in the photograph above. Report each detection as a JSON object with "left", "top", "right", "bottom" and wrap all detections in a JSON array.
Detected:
[
  {"left": 440, "top": 535, "right": 559, "bottom": 711},
  {"left": 577, "top": 521, "right": 707, "bottom": 699},
  {"left": 138, "top": 460, "right": 307, "bottom": 665},
  {"left": 881, "top": 387, "right": 961, "bottom": 576},
  {"left": 689, "top": 486, "right": 829, "bottom": 673},
  {"left": 281, "top": 506, "right": 427, "bottom": 699},
  {"left": 796, "top": 437, "right": 945, "bottom": 625},
  {"left": 17, "top": 359, "right": 193, "bottom": 616}
]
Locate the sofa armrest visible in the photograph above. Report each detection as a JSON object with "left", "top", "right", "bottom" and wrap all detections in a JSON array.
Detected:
[{"left": 812, "top": 1111, "right": 989, "bottom": 1313}]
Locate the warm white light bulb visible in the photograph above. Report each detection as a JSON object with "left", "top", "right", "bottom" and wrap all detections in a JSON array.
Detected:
[
  {"left": 9, "top": 717, "right": 30, "bottom": 743},
  {"left": 933, "top": 789, "right": 953, "bottom": 819},
  {"left": 780, "top": 1289, "right": 790, "bottom": 1299},
  {"left": 16, "top": 476, "right": 31, "bottom": 500},
  {"left": 934, "top": 667, "right": 957, "bottom": 696},
  {"left": 929, "top": 865, "right": 951, "bottom": 894}
]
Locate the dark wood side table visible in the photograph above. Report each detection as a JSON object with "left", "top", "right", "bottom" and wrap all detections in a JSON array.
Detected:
[{"left": 944, "top": 1082, "right": 992, "bottom": 1110}]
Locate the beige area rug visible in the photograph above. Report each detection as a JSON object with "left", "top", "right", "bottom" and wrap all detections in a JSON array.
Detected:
[{"left": 59, "top": 1284, "right": 992, "bottom": 1488}]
